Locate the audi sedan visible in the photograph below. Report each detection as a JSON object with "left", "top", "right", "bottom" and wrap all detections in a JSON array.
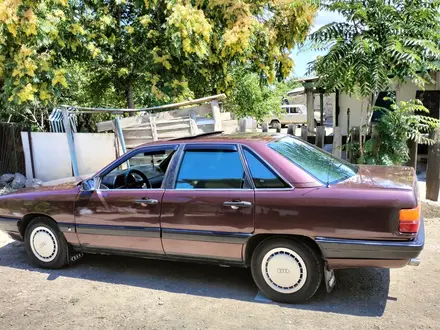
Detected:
[{"left": 0, "top": 132, "right": 424, "bottom": 303}]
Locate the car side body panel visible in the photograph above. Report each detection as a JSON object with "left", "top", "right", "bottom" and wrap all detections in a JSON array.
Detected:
[
  {"left": 0, "top": 133, "right": 424, "bottom": 270},
  {"left": 0, "top": 183, "right": 80, "bottom": 245}
]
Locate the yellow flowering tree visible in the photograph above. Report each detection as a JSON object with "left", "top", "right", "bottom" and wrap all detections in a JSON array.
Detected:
[
  {"left": 0, "top": 0, "right": 317, "bottom": 128},
  {"left": 0, "top": 0, "right": 88, "bottom": 129},
  {"left": 75, "top": 0, "right": 317, "bottom": 108}
]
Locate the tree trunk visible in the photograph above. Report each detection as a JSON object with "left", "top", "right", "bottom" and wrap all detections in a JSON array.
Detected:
[
  {"left": 359, "top": 98, "right": 364, "bottom": 159},
  {"left": 126, "top": 81, "right": 135, "bottom": 114}
]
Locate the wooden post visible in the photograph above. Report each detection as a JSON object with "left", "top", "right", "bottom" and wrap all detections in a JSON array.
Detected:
[
  {"left": 426, "top": 128, "right": 440, "bottom": 201},
  {"left": 301, "top": 126, "right": 308, "bottom": 141},
  {"left": 62, "top": 108, "right": 79, "bottom": 177},
  {"left": 316, "top": 126, "right": 325, "bottom": 148},
  {"left": 347, "top": 108, "right": 351, "bottom": 136},
  {"left": 189, "top": 118, "right": 198, "bottom": 136},
  {"left": 239, "top": 118, "right": 246, "bottom": 132},
  {"left": 306, "top": 89, "right": 315, "bottom": 134},
  {"left": 332, "top": 126, "right": 342, "bottom": 159},
  {"left": 27, "top": 129, "right": 35, "bottom": 179},
  {"left": 319, "top": 92, "right": 324, "bottom": 125},
  {"left": 113, "top": 117, "right": 127, "bottom": 154},
  {"left": 287, "top": 124, "right": 295, "bottom": 135},
  {"left": 407, "top": 139, "right": 418, "bottom": 170},
  {"left": 150, "top": 115, "right": 158, "bottom": 141},
  {"left": 211, "top": 100, "right": 222, "bottom": 131}
]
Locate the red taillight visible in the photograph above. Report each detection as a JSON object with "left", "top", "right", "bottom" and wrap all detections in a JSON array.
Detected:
[{"left": 399, "top": 205, "right": 421, "bottom": 233}]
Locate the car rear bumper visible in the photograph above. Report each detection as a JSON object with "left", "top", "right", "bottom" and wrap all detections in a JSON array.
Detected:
[{"left": 315, "top": 217, "right": 425, "bottom": 261}]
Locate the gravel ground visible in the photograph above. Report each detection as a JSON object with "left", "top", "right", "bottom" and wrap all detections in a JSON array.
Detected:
[{"left": 0, "top": 218, "right": 439, "bottom": 330}]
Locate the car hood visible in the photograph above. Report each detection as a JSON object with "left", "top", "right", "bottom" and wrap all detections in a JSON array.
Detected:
[{"left": 335, "top": 165, "right": 417, "bottom": 191}]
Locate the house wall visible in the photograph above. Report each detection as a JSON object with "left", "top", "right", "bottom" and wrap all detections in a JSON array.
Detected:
[
  {"left": 21, "top": 132, "right": 116, "bottom": 182},
  {"left": 337, "top": 74, "right": 440, "bottom": 135},
  {"left": 287, "top": 93, "right": 335, "bottom": 119},
  {"left": 338, "top": 94, "right": 369, "bottom": 135}
]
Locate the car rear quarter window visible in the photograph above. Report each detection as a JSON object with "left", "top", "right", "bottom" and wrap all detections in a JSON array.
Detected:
[
  {"left": 268, "top": 136, "right": 358, "bottom": 184},
  {"left": 243, "top": 149, "right": 290, "bottom": 189},
  {"left": 176, "top": 150, "right": 246, "bottom": 189}
]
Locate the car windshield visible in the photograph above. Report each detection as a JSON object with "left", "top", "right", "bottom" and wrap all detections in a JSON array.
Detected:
[{"left": 268, "top": 136, "right": 358, "bottom": 184}]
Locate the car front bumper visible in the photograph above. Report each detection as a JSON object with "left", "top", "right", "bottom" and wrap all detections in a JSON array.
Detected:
[{"left": 0, "top": 216, "right": 22, "bottom": 241}]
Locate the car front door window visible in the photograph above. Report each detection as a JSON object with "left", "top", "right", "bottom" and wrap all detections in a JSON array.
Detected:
[{"left": 101, "top": 148, "right": 175, "bottom": 189}]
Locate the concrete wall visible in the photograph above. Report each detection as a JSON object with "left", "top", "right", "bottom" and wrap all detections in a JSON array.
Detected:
[{"left": 21, "top": 132, "right": 116, "bottom": 182}]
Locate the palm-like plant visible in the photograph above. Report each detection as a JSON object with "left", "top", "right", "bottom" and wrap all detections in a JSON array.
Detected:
[
  {"left": 362, "top": 99, "right": 440, "bottom": 165},
  {"left": 307, "top": 0, "right": 440, "bottom": 159},
  {"left": 309, "top": 0, "right": 440, "bottom": 97}
]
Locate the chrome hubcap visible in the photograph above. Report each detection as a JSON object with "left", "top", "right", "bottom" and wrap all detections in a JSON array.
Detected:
[
  {"left": 261, "top": 247, "right": 307, "bottom": 294},
  {"left": 30, "top": 226, "right": 58, "bottom": 262}
]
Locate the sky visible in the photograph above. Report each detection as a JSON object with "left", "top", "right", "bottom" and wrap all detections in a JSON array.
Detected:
[{"left": 292, "top": 10, "right": 346, "bottom": 78}]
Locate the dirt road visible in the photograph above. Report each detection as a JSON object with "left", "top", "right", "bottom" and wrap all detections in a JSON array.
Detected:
[{"left": 0, "top": 219, "right": 439, "bottom": 330}]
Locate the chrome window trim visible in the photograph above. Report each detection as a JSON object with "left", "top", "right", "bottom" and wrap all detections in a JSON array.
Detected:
[
  {"left": 171, "top": 189, "right": 254, "bottom": 191},
  {"left": 172, "top": 143, "right": 251, "bottom": 190}
]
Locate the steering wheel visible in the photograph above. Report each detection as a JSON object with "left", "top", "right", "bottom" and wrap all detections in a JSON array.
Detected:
[{"left": 124, "top": 169, "right": 151, "bottom": 189}]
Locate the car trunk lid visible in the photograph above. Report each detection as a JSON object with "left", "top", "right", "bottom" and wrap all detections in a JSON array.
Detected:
[
  {"left": 336, "top": 165, "right": 420, "bottom": 235},
  {"left": 335, "top": 165, "right": 417, "bottom": 192}
]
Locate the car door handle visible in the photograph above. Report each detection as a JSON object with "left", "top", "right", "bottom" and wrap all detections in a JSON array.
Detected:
[
  {"left": 135, "top": 199, "right": 158, "bottom": 205},
  {"left": 223, "top": 201, "right": 253, "bottom": 209}
]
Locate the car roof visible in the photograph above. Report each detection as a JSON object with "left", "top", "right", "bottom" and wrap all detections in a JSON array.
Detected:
[{"left": 139, "top": 132, "right": 286, "bottom": 147}]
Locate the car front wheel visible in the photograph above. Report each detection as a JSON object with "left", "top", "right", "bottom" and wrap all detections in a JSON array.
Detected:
[
  {"left": 24, "top": 217, "right": 69, "bottom": 269},
  {"left": 251, "top": 238, "right": 323, "bottom": 303}
]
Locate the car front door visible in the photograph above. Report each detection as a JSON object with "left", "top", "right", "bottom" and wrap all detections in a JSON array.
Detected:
[
  {"left": 74, "top": 144, "right": 178, "bottom": 254},
  {"left": 160, "top": 144, "right": 255, "bottom": 263}
]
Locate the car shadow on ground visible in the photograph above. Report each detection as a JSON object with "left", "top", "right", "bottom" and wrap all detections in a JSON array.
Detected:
[{"left": 0, "top": 241, "right": 390, "bottom": 317}]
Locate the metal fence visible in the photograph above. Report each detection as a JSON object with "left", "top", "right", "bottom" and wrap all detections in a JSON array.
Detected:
[{"left": 0, "top": 123, "right": 27, "bottom": 175}]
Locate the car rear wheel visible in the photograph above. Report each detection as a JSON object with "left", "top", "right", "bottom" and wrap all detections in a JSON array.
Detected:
[
  {"left": 24, "top": 217, "right": 69, "bottom": 269},
  {"left": 251, "top": 238, "right": 323, "bottom": 303}
]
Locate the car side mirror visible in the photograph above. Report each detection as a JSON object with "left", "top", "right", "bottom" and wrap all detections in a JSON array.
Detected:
[
  {"left": 82, "top": 177, "right": 101, "bottom": 192},
  {"left": 93, "top": 177, "right": 101, "bottom": 191}
]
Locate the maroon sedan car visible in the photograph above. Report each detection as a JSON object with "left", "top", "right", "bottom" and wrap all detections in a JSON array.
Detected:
[{"left": 0, "top": 132, "right": 424, "bottom": 303}]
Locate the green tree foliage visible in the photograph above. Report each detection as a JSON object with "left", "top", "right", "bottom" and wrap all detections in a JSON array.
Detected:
[
  {"left": 0, "top": 0, "right": 317, "bottom": 129},
  {"left": 76, "top": 0, "right": 317, "bottom": 108},
  {"left": 309, "top": 0, "right": 440, "bottom": 99},
  {"left": 0, "top": 0, "right": 87, "bottom": 128},
  {"left": 361, "top": 99, "right": 440, "bottom": 165},
  {"left": 226, "top": 69, "right": 298, "bottom": 121},
  {"left": 308, "top": 0, "right": 440, "bottom": 161}
]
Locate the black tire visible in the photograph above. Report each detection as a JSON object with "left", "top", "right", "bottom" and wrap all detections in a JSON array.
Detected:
[
  {"left": 251, "top": 238, "right": 323, "bottom": 304},
  {"left": 24, "top": 217, "right": 69, "bottom": 269},
  {"left": 272, "top": 121, "right": 281, "bottom": 132}
]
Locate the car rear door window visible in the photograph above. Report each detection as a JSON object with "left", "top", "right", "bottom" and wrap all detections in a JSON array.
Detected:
[
  {"left": 176, "top": 149, "right": 246, "bottom": 189},
  {"left": 243, "top": 149, "right": 290, "bottom": 189}
]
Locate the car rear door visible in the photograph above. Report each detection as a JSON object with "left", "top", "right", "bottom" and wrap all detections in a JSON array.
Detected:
[{"left": 160, "top": 143, "right": 255, "bottom": 263}]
